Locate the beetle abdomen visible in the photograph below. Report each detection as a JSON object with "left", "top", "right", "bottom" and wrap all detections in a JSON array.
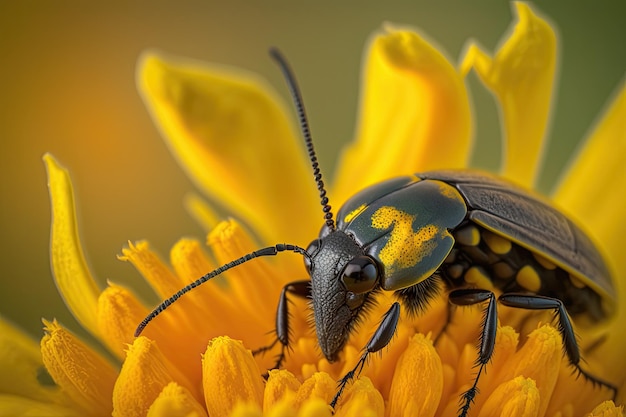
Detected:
[{"left": 443, "top": 222, "right": 608, "bottom": 322}]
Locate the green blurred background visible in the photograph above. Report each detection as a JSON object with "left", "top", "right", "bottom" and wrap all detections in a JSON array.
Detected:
[{"left": 1, "top": 1, "right": 624, "bottom": 343}]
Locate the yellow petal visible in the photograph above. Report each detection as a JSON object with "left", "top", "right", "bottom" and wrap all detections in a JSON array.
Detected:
[
  {"left": 97, "top": 283, "right": 149, "bottom": 359},
  {"left": 501, "top": 324, "right": 561, "bottom": 416},
  {"left": 552, "top": 82, "right": 626, "bottom": 388},
  {"left": 587, "top": 401, "right": 624, "bottom": 417},
  {"left": 387, "top": 333, "right": 443, "bottom": 417},
  {"left": 43, "top": 154, "right": 101, "bottom": 335},
  {"left": 0, "top": 316, "right": 65, "bottom": 403},
  {"left": 553, "top": 83, "right": 626, "bottom": 264},
  {"left": 297, "top": 398, "right": 333, "bottom": 417},
  {"left": 334, "top": 377, "right": 384, "bottom": 417},
  {"left": 478, "top": 376, "right": 540, "bottom": 417},
  {"left": 230, "top": 403, "right": 263, "bottom": 417},
  {"left": 170, "top": 237, "right": 237, "bottom": 329},
  {"left": 183, "top": 193, "right": 220, "bottom": 233},
  {"left": 119, "top": 240, "right": 183, "bottom": 300},
  {"left": 113, "top": 336, "right": 201, "bottom": 417},
  {"left": 137, "top": 51, "right": 319, "bottom": 245},
  {"left": 294, "top": 372, "right": 336, "bottom": 409},
  {"left": 201, "top": 336, "right": 264, "bottom": 417},
  {"left": 461, "top": 3, "right": 557, "bottom": 188},
  {"left": 333, "top": 26, "right": 472, "bottom": 204},
  {"left": 264, "top": 369, "right": 301, "bottom": 413},
  {"left": 0, "top": 395, "right": 82, "bottom": 417},
  {"left": 147, "top": 382, "right": 208, "bottom": 417},
  {"left": 40, "top": 319, "right": 116, "bottom": 416},
  {"left": 207, "top": 220, "right": 289, "bottom": 331}
]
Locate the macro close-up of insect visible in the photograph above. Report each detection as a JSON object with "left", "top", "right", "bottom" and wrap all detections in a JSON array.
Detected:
[{"left": 135, "top": 49, "right": 618, "bottom": 416}]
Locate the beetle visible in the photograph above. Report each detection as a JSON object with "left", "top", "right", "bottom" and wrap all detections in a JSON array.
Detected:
[{"left": 136, "top": 48, "right": 617, "bottom": 416}]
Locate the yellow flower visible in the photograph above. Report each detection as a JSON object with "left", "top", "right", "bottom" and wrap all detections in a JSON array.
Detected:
[{"left": 1, "top": 3, "right": 624, "bottom": 417}]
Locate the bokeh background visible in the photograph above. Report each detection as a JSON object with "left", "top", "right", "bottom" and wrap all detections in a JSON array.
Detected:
[{"left": 1, "top": 2, "right": 624, "bottom": 344}]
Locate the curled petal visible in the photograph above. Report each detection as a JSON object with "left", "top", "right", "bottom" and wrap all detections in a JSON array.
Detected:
[
  {"left": 113, "top": 337, "right": 200, "bottom": 417},
  {"left": 43, "top": 154, "right": 101, "bottom": 336},
  {"left": 387, "top": 333, "right": 443, "bottom": 417},
  {"left": 137, "top": 52, "right": 319, "bottom": 245},
  {"left": 334, "top": 26, "right": 472, "bottom": 203},
  {"left": 201, "top": 337, "right": 264, "bottom": 417},
  {"left": 40, "top": 319, "right": 116, "bottom": 416},
  {"left": 461, "top": 3, "right": 557, "bottom": 188},
  {"left": 147, "top": 382, "right": 208, "bottom": 417}
]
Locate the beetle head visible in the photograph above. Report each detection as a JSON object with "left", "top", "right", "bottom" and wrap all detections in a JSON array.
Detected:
[{"left": 305, "top": 229, "right": 381, "bottom": 362}]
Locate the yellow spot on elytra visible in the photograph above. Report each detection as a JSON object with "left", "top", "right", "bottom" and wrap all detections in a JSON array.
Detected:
[
  {"left": 371, "top": 206, "right": 438, "bottom": 271},
  {"left": 343, "top": 204, "right": 367, "bottom": 224},
  {"left": 516, "top": 265, "right": 542, "bottom": 292}
]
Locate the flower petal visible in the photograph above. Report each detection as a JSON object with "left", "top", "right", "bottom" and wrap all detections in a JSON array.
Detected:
[
  {"left": 553, "top": 83, "right": 626, "bottom": 259},
  {"left": 0, "top": 395, "right": 82, "bottom": 417},
  {"left": 264, "top": 369, "right": 301, "bottom": 413},
  {"left": 43, "top": 154, "right": 101, "bottom": 335},
  {"left": 147, "top": 382, "right": 208, "bottom": 417},
  {"left": 334, "top": 377, "right": 384, "bottom": 417},
  {"left": 0, "top": 316, "right": 64, "bottom": 403},
  {"left": 552, "top": 83, "right": 626, "bottom": 388},
  {"left": 183, "top": 193, "right": 220, "bottom": 232},
  {"left": 292, "top": 372, "right": 336, "bottom": 409},
  {"left": 137, "top": 52, "right": 319, "bottom": 245},
  {"left": 500, "top": 324, "right": 561, "bottom": 416},
  {"left": 478, "top": 376, "right": 540, "bottom": 417},
  {"left": 387, "top": 333, "right": 443, "bottom": 417},
  {"left": 201, "top": 336, "right": 264, "bottom": 417},
  {"left": 297, "top": 398, "right": 333, "bottom": 417},
  {"left": 113, "top": 336, "right": 201, "bottom": 417},
  {"left": 588, "top": 401, "right": 624, "bottom": 417},
  {"left": 97, "top": 283, "right": 149, "bottom": 359},
  {"left": 460, "top": 3, "right": 557, "bottom": 188},
  {"left": 333, "top": 26, "right": 472, "bottom": 203},
  {"left": 40, "top": 319, "right": 116, "bottom": 416}
]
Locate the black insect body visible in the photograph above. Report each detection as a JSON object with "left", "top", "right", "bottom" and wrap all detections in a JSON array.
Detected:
[{"left": 136, "top": 49, "right": 617, "bottom": 416}]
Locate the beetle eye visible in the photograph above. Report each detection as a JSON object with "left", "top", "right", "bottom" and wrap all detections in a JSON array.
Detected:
[
  {"left": 341, "top": 256, "right": 379, "bottom": 294},
  {"left": 304, "top": 239, "right": 320, "bottom": 273}
]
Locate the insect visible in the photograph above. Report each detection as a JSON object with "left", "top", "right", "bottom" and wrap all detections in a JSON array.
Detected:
[{"left": 136, "top": 48, "right": 617, "bottom": 415}]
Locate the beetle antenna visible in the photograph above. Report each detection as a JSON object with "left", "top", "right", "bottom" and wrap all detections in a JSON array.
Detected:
[
  {"left": 135, "top": 244, "right": 310, "bottom": 337},
  {"left": 269, "top": 48, "right": 335, "bottom": 231}
]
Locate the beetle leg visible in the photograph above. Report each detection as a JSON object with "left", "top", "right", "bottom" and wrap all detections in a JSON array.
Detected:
[
  {"left": 499, "top": 293, "right": 618, "bottom": 399},
  {"left": 330, "top": 302, "right": 400, "bottom": 409},
  {"left": 448, "top": 288, "right": 498, "bottom": 417},
  {"left": 252, "top": 280, "right": 310, "bottom": 371}
]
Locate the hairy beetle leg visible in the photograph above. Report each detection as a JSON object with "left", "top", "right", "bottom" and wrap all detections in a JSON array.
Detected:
[
  {"left": 448, "top": 289, "right": 498, "bottom": 417},
  {"left": 330, "top": 302, "right": 400, "bottom": 409},
  {"left": 253, "top": 280, "right": 311, "bottom": 370},
  {"left": 499, "top": 293, "right": 618, "bottom": 399}
]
